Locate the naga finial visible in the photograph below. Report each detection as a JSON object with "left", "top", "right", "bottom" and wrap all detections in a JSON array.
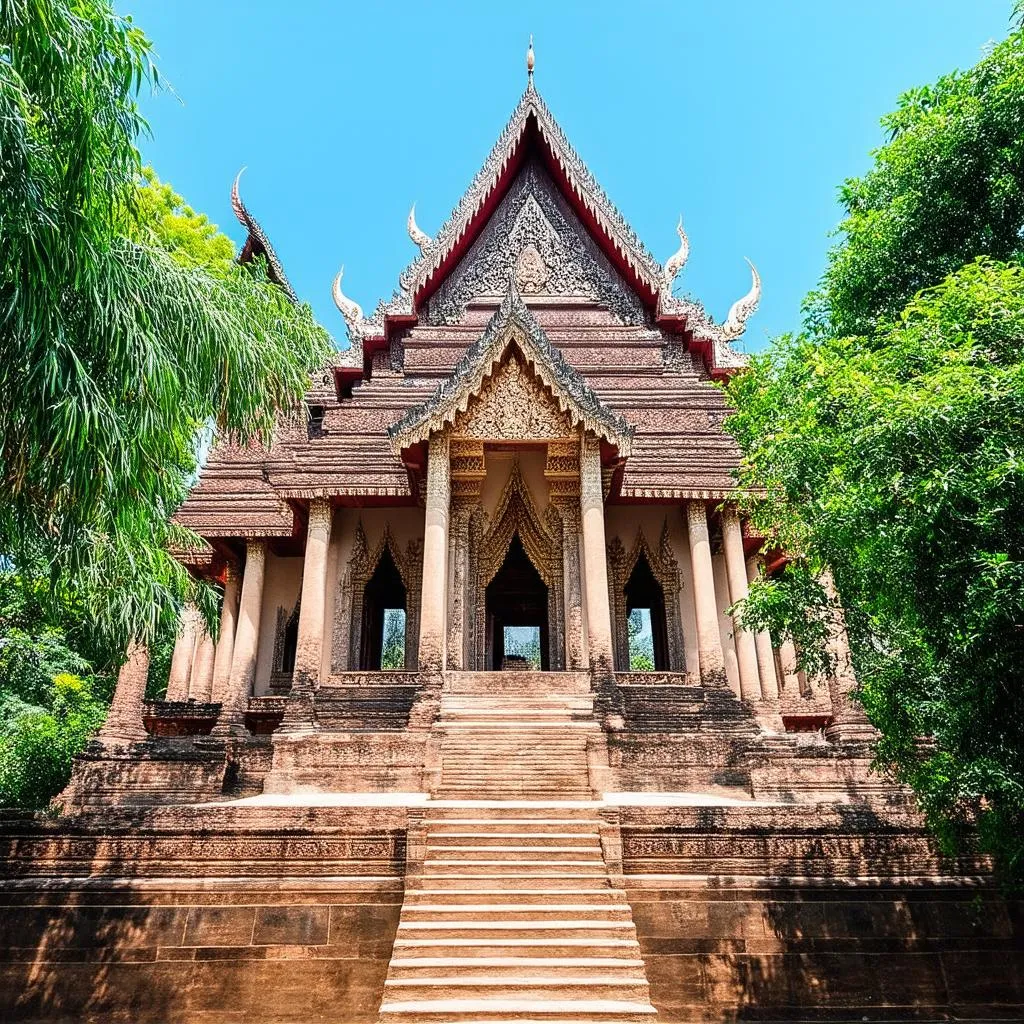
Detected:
[
  {"left": 662, "top": 215, "right": 690, "bottom": 291},
  {"left": 230, "top": 166, "right": 249, "bottom": 226},
  {"left": 331, "top": 266, "right": 364, "bottom": 335},
  {"left": 407, "top": 203, "right": 432, "bottom": 253},
  {"left": 721, "top": 258, "right": 762, "bottom": 340},
  {"left": 527, "top": 35, "right": 535, "bottom": 82}
]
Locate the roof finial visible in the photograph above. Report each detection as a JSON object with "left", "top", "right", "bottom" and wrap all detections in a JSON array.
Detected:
[{"left": 526, "top": 35, "right": 535, "bottom": 83}]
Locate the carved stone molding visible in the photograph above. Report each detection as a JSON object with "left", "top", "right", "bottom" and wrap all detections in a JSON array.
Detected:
[
  {"left": 331, "top": 521, "right": 423, "bottom": 672},
  {"left": 607, "top": 519, "right": 685, "bottom": 672}
]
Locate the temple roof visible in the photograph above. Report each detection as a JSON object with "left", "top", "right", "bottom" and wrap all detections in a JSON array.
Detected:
[
  {"left": 389, "top": 281, "right": 634, "bottom": 457},
  {"left": 231, "top": 169, "right": 298, "bottom": 303},
  {"left": 333, "top": 80, "right": 759, "bottom": 380}
]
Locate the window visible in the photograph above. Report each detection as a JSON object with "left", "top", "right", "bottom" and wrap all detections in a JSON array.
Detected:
[
  {"left": 503, "top": 625, "right": 541, "bottom": 669},
  {"left": 380, "top": 608, "right": 406, "bottom": 670}
]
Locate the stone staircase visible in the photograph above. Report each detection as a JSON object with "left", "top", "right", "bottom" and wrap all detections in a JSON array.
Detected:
[
  {"left": 376, "top": 671, "right": 658, "bottom": 1022},
  {"left": 434, "top": 672, "right": 598, "bottom": 800}
]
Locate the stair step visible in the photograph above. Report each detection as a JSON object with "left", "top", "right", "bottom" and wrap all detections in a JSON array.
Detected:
[
  {"left": 387, "top": 957, "right": 647, "bottom": 979},
  {"left": 378, "top": 1001, "right": 656, "bottom": 1023},
  {"left": 403, "top": 890, "right": 627, "bottom": 906},
  {"left": 401, "top": 904, "right": 633, "bottom": 922},
  {"left": 393, "top": 938, "right": 640, "bottom": 959}
]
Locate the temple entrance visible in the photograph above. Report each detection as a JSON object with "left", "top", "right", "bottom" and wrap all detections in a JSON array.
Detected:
[
  {"left": 359, "top": 547, "right": 407, "bottom": 670},
  {"left": 485, "top": 534, "right": 550, "bottom": 670},
  {"left": 624, "top": 551, "right": 669, "bottom": 671}
]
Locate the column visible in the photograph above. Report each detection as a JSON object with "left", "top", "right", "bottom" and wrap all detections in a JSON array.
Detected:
[
  {"left": 685, "top": 501, "right": 726, "bottom": 686},
  {"left": 446, "top": 496, "right": 473, "bottom": 670},
  {"left": 580, "top": 436, "right": 614, "bottom": 674},
  {"left": 557, "top": 501, "right": 585, "bottom": 670},
  {"left": 211, "top": 565, "right": 241, "bottom": 703},
  {"left": 188, "top": 625, "right": 217, "bottom": 701},
  {"left": 721, "top": 506, "right": 763, "bottom": 702},
  {"left": 165, "top": 603, "right": 198, "bottom": 701},
  {"left": 746, "top": 554, "right": 780, "bottom": 700},
  {"left": 99, "top": 641, "right": 150, "bottom": 744},
  {"left": 821, "top": 569, "right": 877, "bottom": 743},
  {"left": 293, "top": 498, "right": 333, "bottom": 687},
  {"left": 214, "top": 540, "right": 267, "bottom": 736},
  {"left": 777, "top": 638, "right": 801, "bottom": 692},
  {"left": 418, "top": 434, "right": 450, "bottom": 672}
]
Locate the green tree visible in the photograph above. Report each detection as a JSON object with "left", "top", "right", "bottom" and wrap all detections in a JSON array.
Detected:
[
  {"left": 627, "top": 609, "right": 654, "bottom": 671},
  {"left": 726, "top": 16, "right": 1024, "bottom": 879},
  {"left": 0, "top": 0, "right": 332, "bottom": 654},
  {"left": 380, "top": 609, "right": 406, "bottom": 670}
]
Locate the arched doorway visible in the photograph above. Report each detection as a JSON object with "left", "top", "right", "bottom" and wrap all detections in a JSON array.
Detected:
[
  {"left": 486, "top": 534, "right": 549, "bottom": 670},
  {"left": 624, "top": 550, "right": 669, "bottom": 671},
  {"left": 359, "top": 546, "right": 407, "bottom": 671}
]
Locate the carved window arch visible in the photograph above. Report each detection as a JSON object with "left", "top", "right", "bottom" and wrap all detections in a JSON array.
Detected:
[
  {"left": 472, "top": 463, "right": 564, "bottom": 671},
  {"left": 332, "top": 522, "right": 423, "bottom": 672},
  {"left": 607, "top": 520, "right": 685, "bottom": 672}
]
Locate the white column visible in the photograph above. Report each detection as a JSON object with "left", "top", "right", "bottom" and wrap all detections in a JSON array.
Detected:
[
  {"left": 721, "top": 506, "right": 763, "bottom": 702},
  {"left": 294, "top": 498, "right": 333, "bottom": 687},
  {"left": 165, "top": 603, "right": 198, "bottom": 701},
  {"left": 214, "top": 540, "right": 267, "bottom": 735},
  {"left": 579, "top": 436, "right": 614, "bottom": 674},
  {"left": 188, "top": 625, "right": 217, "bottom": 701},
  {"left": 685, "top": 502, "right": 726, "bottom": 686},
  {"left": 746, "top": 554, "right": 780, "bottom": 700},
  {"left": 418, "top": 434, "right": 450, "bottom": 672},
  {"left": 211, "top": 565, "right": 241, "bottom": 703}
]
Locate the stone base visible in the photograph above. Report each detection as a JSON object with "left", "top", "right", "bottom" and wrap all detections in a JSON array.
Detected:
[{"left": 57, "top": 739, "right": 227, "bottom": 813}]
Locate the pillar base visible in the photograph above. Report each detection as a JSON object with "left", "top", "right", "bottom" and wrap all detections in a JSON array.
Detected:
[{"left": 825, "top": 718, "right": 879, "bottom": 745}]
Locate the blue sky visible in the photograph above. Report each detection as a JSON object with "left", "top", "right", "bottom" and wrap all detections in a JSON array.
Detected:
[{"left": 124, "top": 1, "right": 1012, "bottom": 352}]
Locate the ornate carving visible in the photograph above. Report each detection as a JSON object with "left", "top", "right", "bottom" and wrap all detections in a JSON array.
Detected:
[
  {"left": 407, "top": 203, "right": 432, "bottom": 252},
  {"left": 427, "top": 163, "right": 648, "bottom": 326},
  {"left": 607, "top": 519, "right": 686, "bottom": 672},
  {"left": 271, "top": 596, "right": 301, "bottom": 693},
  {"left": 389, "top": 282, "right": 633, "bottom": 456},
  {"left": 721, "top": 258, "right": 762, "bottom": 341},
  {"left": 331, "top": 266, "right": 365, "bottom": 341},
  {"left": 662, "top": 216, "right": 690, "bottom": 292},
  {"left": 454, "top": 353, "right": 573, "bottom": 441},
  {"left": 515, "top": 243, "right": 549, "bottom": 293},
  {"left": 469, "top": 463, "right": 565, "bottom": 671},
  {"left": 331, "top": 522, "right": 423, "bottom": 672}
]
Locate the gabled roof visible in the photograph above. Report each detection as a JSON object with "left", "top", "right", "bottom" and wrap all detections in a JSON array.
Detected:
[
  {"left": 335, "top": 80, "right": 757, "bottom": 380},
  {"left": 388, "top": 280, "right": 634, "bottom": 457}
]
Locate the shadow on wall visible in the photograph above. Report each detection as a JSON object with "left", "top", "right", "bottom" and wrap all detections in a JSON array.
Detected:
[{"left": 632, "top": 803, "right": 1024, "bottom": 1022}]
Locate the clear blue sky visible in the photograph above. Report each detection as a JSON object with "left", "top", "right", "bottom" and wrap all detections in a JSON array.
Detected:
[{"left": 123, "top": 1, "right": 1012, "bottom": 352}]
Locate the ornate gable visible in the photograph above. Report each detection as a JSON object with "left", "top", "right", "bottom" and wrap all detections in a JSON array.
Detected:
[
  {"left": 388, "top": 282, "right": 633, "bottom": 456},
  {"left": 426, "top": 162, "right": 648, "bottom": 327}
]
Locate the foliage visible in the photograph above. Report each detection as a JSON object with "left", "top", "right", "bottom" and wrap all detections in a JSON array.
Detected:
[
  {"left": 726, "top": 12, "right": 1024, "bottom": 881},
  {"left": 627, "top": 609, "right": 654, "bottom": 671},
  {"left": 504, "top": 627, "right": 541, "bottom": 669},
  {"left": 0, "top": 0, "right": 333, "bottom": 655},
  {"left": 807, "top": 25, "right": 1024, "bottom": 337},
  {"left": 0, "top": 674, "right": 109, "bottom": 809},
  {"left": 380, "top": 609, "right": 406, "bottom": 670}
]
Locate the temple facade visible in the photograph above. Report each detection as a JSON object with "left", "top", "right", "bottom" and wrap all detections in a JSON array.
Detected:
[
  {"left": 3, "top": 67, "right": 1021, "bottom": 1024},
  {"left": 163, "top": 80, "right": 859, "bottom": 740}
]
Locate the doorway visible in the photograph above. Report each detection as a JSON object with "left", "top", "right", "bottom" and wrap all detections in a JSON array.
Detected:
[
  {"left": 359, "top": 546, "right": 408, "bottom": 670},
  {"left": 624, "top": 550, "right": 669, "bottom": 671},
  {"left": 485, "top": 535, "right": 549, "bottom": 670}
]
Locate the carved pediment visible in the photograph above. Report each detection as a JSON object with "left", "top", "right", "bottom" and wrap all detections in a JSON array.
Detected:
[
  {"left": 453, "top": 351, "right": 573, "bottom": 442},
  {"left": 389, "top": 282, "right": 634, "bottom": 456},
  {"left": 426, "top": 162, "right": 648, "bottom": 327}
]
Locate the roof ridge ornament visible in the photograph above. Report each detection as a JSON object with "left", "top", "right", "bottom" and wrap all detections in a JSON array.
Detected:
[
  {"left": 721, "top": 258, "right": 762, "bottom": 340},
  {"left": 527, "top": 35, "right": 535, "bottom": 84},
  {"left": 407, "top": 203, "right": 433, "bottom": 253},
  {"left": 662, "top": 215, "right": 690, "bottom": 292},
  {"left": 331, "top": 265, "right": 364, "bottom": 339},
  {"left": 229, "top": 166, "right": 298, "bottom": 303}
]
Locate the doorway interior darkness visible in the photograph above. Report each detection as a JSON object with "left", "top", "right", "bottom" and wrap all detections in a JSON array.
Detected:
[
  {"left": 624, "top": 550, "right": 669, "bottom": 671},
  {"left": 486, "top": 534, "right": 549, "bottom": 670},
  {"left": 360, "top": 546, "right": 407, "bottom": 670}
]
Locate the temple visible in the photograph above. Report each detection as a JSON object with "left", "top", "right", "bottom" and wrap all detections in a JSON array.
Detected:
[{"left": 2, "top": 61, "right": 1021, "bottom": 1024}]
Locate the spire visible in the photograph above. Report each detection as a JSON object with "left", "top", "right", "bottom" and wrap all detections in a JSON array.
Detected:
[{"left": 526, "top": 35, "right": 535, "bottom": 84}]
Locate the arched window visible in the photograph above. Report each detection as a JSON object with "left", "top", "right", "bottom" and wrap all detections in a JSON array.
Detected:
[{"left": 359, "top": 546, "right": 407, "bottom": 671}]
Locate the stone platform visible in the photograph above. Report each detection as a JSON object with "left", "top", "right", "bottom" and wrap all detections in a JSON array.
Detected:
[{"left": 0, "top": 671, "right": 1021, "bottom": 1022}]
